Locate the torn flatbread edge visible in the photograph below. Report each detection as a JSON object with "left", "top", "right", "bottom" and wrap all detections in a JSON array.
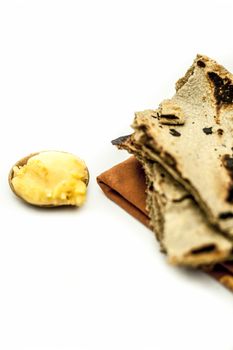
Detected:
[{"left": 112, "top": 135, "right": 233, "bottom": 266}]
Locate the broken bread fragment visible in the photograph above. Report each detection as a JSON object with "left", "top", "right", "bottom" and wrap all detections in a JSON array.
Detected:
[
  {"left": 145, "top": 161, "right": 232, "bottom": 266},
  {"left": 9, "top": 151, "right": 89, "bottom": 207},
  {"left": 129, "top": 55, "right": 233, "bottom": 237},
  {"left": 157, "top": 99, "right": 185, "bottom": 126},
  {"left": 112, "top": 135, "right": 233, "bottom": 266}
]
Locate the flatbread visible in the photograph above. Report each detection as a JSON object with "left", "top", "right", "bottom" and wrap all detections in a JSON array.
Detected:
[
  {"left": 128, "top": 55, "right": 233, "bottom": 237},
  {"left": 112, "top": 136, "right": 233, "bottom": 266}
]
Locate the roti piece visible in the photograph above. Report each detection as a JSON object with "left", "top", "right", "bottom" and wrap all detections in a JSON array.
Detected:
[
  {"left": 112, "top": 136, "right": 233, "bottom": 266},
  {"left": 129, "top": 55, "right": 233, "bottom": 237}
]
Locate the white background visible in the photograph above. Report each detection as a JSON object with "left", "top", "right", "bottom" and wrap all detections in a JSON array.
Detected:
[{"left": 0, "top": 0, "right": 233, "bottom": 349}]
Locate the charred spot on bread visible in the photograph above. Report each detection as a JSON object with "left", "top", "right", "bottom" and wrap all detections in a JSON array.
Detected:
[
  {"left": 191, "top": 244, "right": 216, "bottom": 254},
  {"left": 169, "top": 129, "right": 181, "bottom": 137},
  {"left": 160, "top": 114, "right": 179, "bottom": 120},
  {"left": 226, "top": 186, "right": 233, "bottom": 203},
  {"left": 219, "top": 211, "right": 233, "bottom": 219},
  {"left": 159, "top": 114, "right": 182, "bottom": 126},
  {"left": 197, "top": 60, "right": 206, "bottom": 68},
  {"left": 208, "top": 72, "right": 233, "bottom": 105},
  {"left": 217, "top": 128, "right": 224, "bottom": 136},
  {"left": 203, "top": 127, "right": 213, "bottom": 135},
  {"left": 222, "top": 155, "right": 233, "bottom": 172},
  {"left": 111, "top": 135, "right": 131, "bottom": 146}
]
